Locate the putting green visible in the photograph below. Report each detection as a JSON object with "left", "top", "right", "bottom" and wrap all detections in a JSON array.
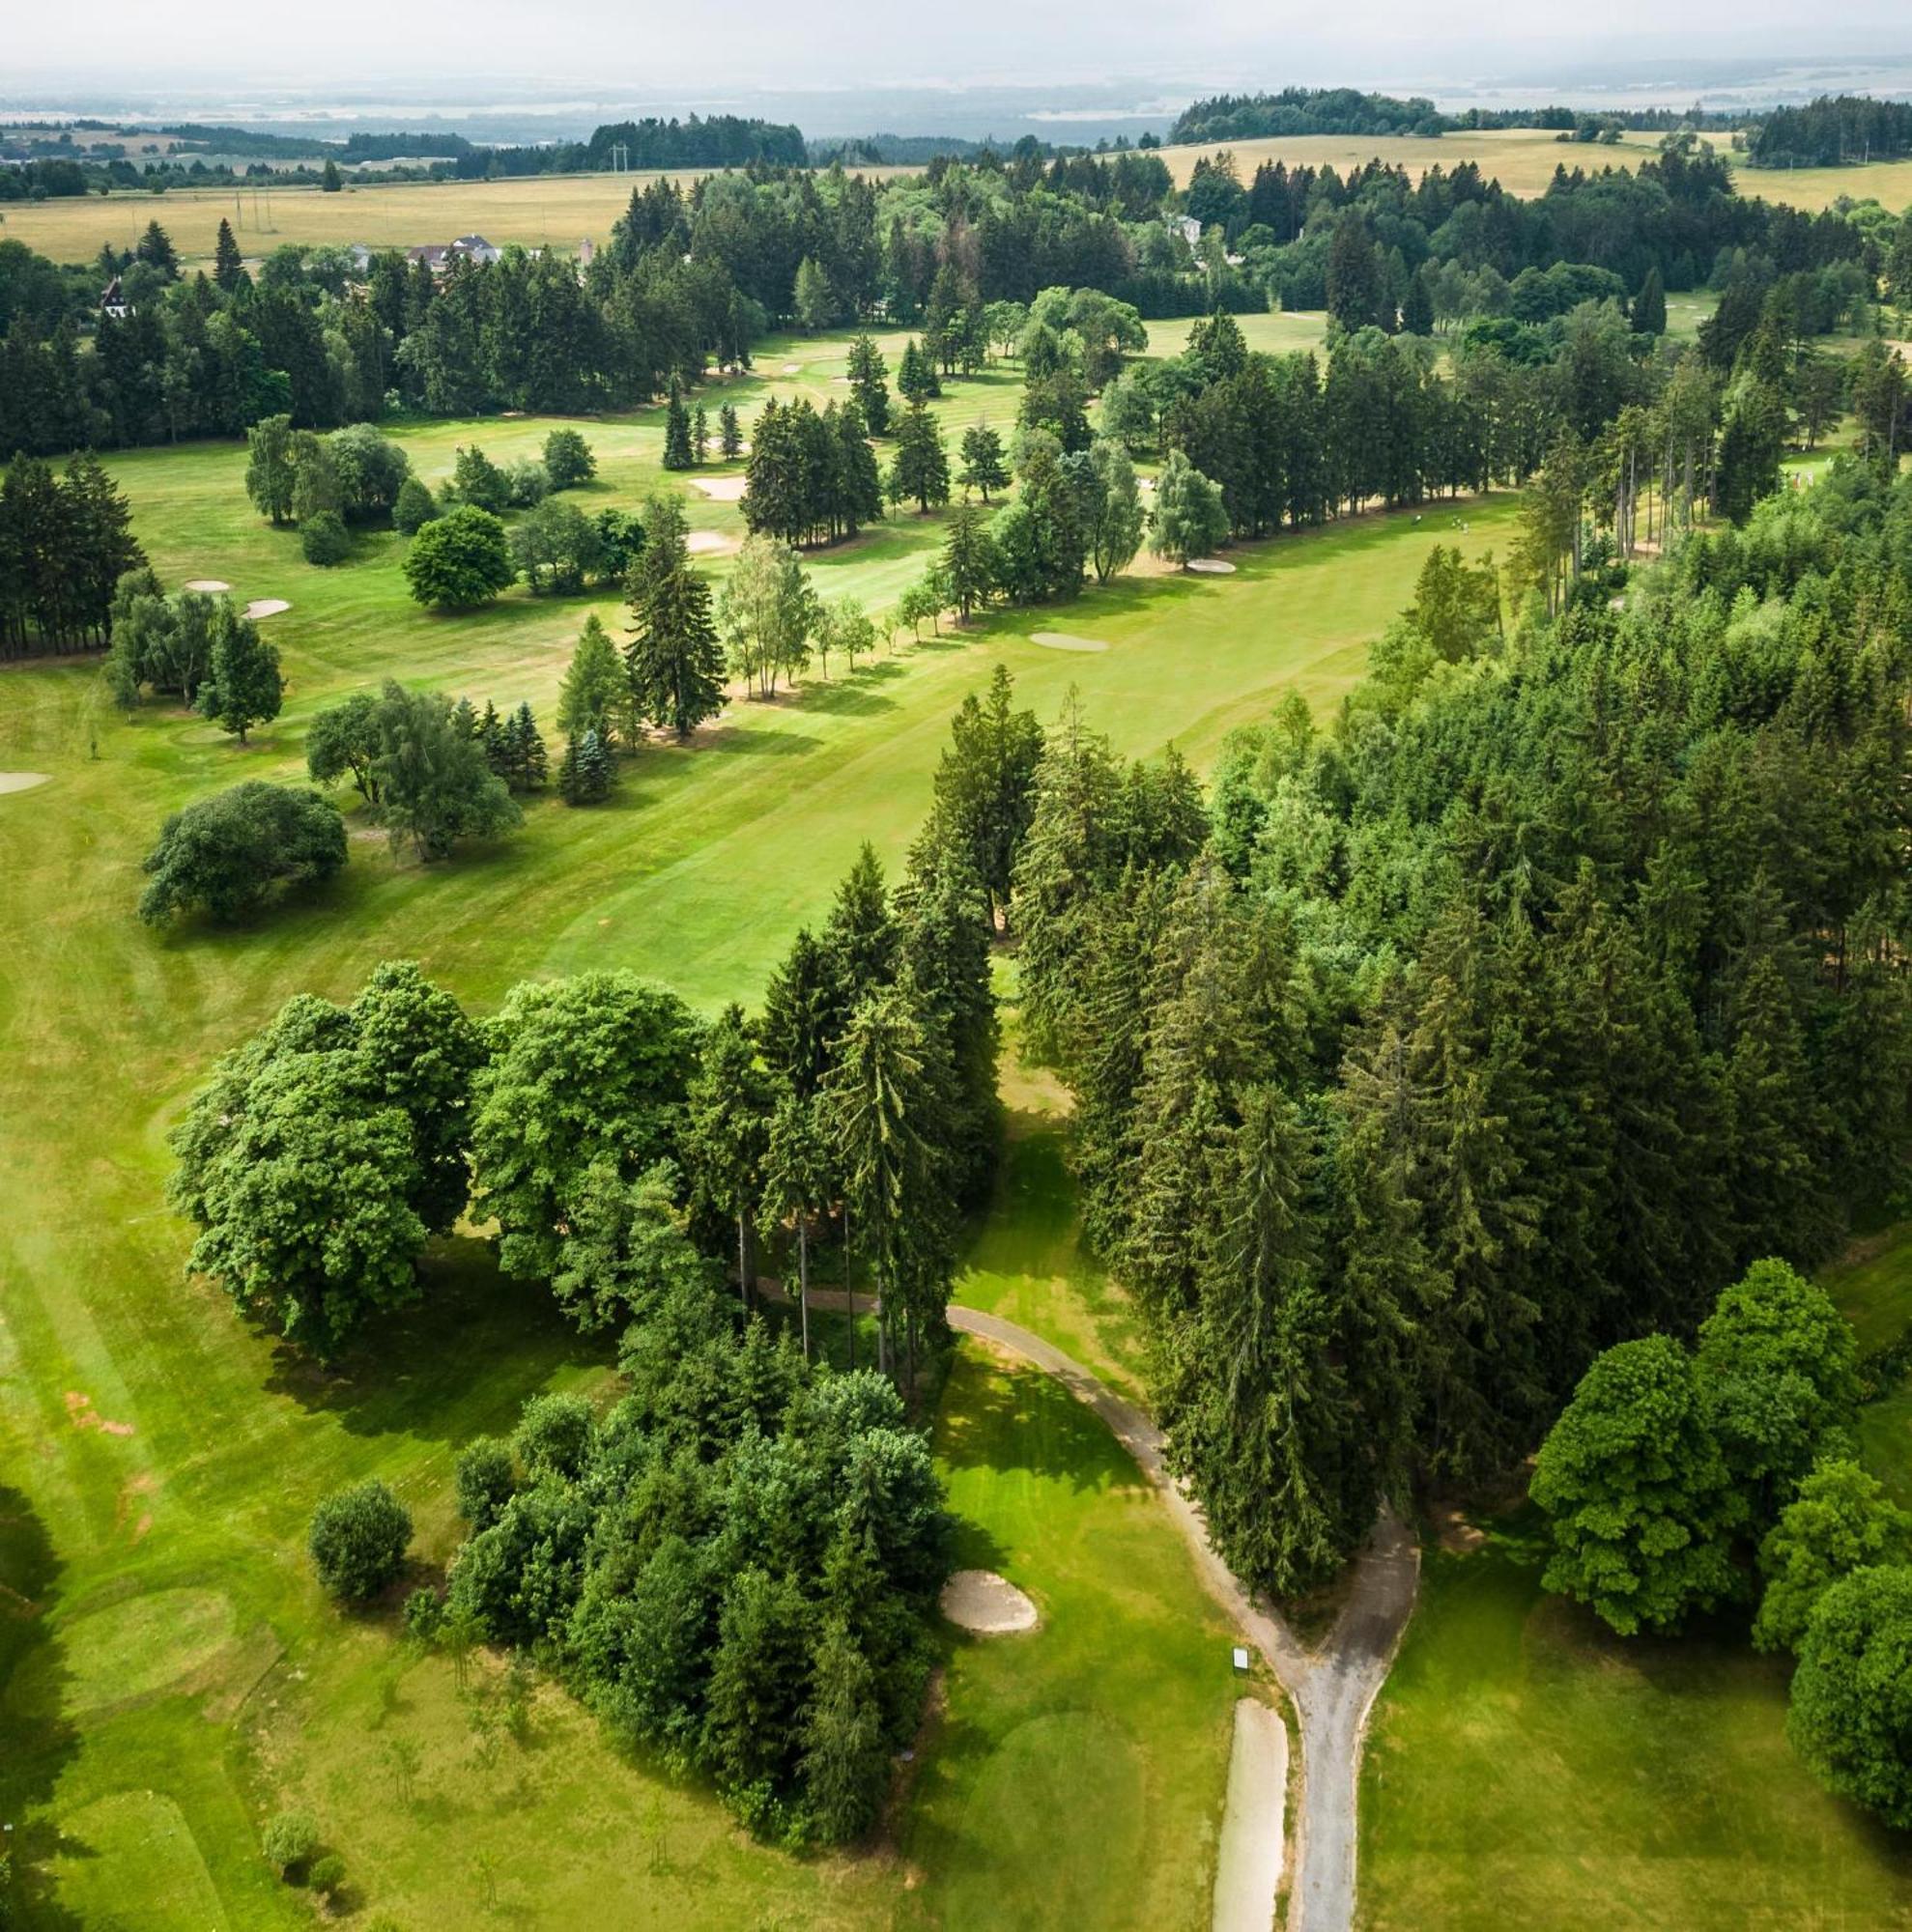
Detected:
[{"left": 46, "top": 1790, "right": 231, "bottom": 1931}]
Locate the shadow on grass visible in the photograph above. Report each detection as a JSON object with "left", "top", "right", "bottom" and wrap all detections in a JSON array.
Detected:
[
  {"left": 795, "top": 680, "right": 901, "bottom": 717},
  {"left": 0, "top": 1487, "right": 85, "bottom": 1929},
  {"left": 261, "top": 1236, "right": 610, "bottom": 1440},
  {"left": 699, "top": 723, "right": 822, "bottom": 758},
  {"left": 936, "top": 1357, "right": 1138, "bottom": 1494}
]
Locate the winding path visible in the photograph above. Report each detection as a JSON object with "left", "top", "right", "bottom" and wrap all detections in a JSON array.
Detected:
[
  {"left": 946, "top": 1307, "right": 1419, "bottom": 1932},
  {"left": 771, "top": 1272, "right": 1420, "bottom": 1931}
]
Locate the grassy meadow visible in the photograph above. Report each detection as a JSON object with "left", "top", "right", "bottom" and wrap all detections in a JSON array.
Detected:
[{"left": 0, "top": 321, "right": 1512, "bottom": 1924}]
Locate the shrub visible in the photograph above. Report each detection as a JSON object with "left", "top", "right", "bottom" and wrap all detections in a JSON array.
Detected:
[
  {"left": 300, "top": 509, "right": 352, "bottom": 566},
  {"left": 403, "top": 1585, "right": 445, "bottom": 1642},
  {"left": 1787, "top": 1564, "right": 1912, "bottom": 1826},
  {"left": 503, "top": 457, "right": 552, "bottom": 508},
  {"left": 392, "top": 476, "right": 438, "bottom": 535},
  {"left": 454, "top": 1435, "right": 518, "bottom": 1529},
  {"left": 262, "top": 1808, "right": 320, "bottom": 1879},
  {"left": 309, "top": 1479, "right": 413, "bottom": 1602},
  {"left": 307, "top": 1853, "right": 346, "bottom": 1899},
  {"left": 514, "top": 1393, "right": 593, "bottom": 1480},
  {"left": 448, "top": 444, "right": 509, "bottom": 514},
  {"left": 138, "top": 781, "right": 345, "bottom": 925},
  {"left": 543, "top": 427, "right": 596, "bottom": 490}
]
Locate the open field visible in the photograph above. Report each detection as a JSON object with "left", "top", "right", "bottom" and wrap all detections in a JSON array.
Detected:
[
  {"left": 0, "top": 323, "right": 1511, "bottom": 1922},
  {"left": 1730, "top": 156, "right": 1912, "bottom": 215}
]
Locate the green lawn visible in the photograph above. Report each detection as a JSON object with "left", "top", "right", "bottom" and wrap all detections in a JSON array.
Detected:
[
  {"left": 0, "top": 331, "right": 1498, "bottom": 1924},
  {"left": 1358, "top": 1526, "right": 1912, "bottom": 1931}
]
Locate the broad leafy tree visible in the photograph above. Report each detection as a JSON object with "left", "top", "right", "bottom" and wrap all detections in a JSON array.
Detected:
[
  {"left": 139, "top": 781, "right": 345, "bottom": 924},
  {"left": 403, "top": 505, "right": 515, "bottom": 610}
]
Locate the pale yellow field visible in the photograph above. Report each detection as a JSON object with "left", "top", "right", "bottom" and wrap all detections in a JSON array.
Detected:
[
  {"left": 1729, "top": 156, "right": 1912, "bottom": 213},
  {"left": 1153, "top": 126, "right": 1666, "bottom": 194}
]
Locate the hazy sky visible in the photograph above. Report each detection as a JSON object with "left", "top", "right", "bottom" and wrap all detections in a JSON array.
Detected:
[{"left": 13, "top": 3, "right": 1912, "bottom": 99}]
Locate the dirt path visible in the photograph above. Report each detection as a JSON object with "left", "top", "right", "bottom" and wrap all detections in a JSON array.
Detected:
[{"left": 760, "top": 1286, "right": 1418, "bottom": 1928}]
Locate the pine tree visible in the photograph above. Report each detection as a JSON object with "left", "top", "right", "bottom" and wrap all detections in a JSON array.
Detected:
[
  {"left": 625, "top": 495, "right": 727, "bottom": 739},
  {"left": 719, "top": 404, "right": 742, "bottom": 460},
  {"left": 941, "top": 503, "right": 997, "bottom": 621},
  {"left": 214, "top": 218, "right": 244, "bottom": 292},
  {"left": 686, "top": 1006, "right": 775, "bottom": 1307},
  {"left": 557, "top": 613, "right": 625, "bottom": 750},
  {"left": 558, "top": 728, "right": 613, "bottom": 805},
  {"left": 662, "top": 386, "right": 694, "bottom": 470},
  {"left": 450, "top": 696, "right": 479, "bottom": 740},
  {"left": 896, "top": 338, "right": 939, "bottom": 404},
  {"left": 477, "top": 699, "right": 507, "bottom": 777},
  {"left": 887, "top": 404, "right": 950, "bottom": 514},
  {"left": 506, "top": 702, "right": 548, "bottom": 790},
  {"left": 845, "top": 333, "right": 892, "bottom": 436},
  {"left": 691, "top": 405, "right": 708, "bottom": 466},
  {"left": 1633, "top": 265, "right": 1668, "bottom": 336}
]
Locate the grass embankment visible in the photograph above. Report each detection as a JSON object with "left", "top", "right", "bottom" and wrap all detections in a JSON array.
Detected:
[
  {"left": 1358, "top": 1227, "right": 1912, "bottom": 1929},
  {"left": 0, "top": 330, "right": 1500, "bottom": 1923}
]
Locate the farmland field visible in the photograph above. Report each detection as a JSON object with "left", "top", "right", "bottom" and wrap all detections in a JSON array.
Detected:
[{"left": 0, "top": 321, "right": 1512, "bottom": 1924}]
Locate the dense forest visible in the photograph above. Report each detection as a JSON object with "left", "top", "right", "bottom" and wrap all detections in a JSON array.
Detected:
[
  {"left": 1006, "top": 454, "right": 1912, "bottom": 1596},
  {"left": 1747, "top": 95, "right": 1912, "bottom": 168},
  {"left": 1169, "top": 89, "right": 1742, "bottom": 145}
]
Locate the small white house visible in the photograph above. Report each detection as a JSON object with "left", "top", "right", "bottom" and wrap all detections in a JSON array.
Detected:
[
  {"left": 1170, "top": 214, "right": 1204, "bottom": 250},
  {"left": 453, "top": 234, "right": 501, "bottom": 265}
]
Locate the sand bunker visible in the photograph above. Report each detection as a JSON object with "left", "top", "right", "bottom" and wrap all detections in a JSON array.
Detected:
[
  {"left": 686, "top": 530, "right": 738, "bottom": 556},
  {"left": 0, "top": 772, "right": 50, "bottom": 795},
  {"left": 243, "top": 599, "right": 291, "bottom": 619},
  {"left": 781, "top": 362, "right": 802, "bottom": 374},
  {"left": 1187, "top": 557, "right": 1237, "bottom": 575},
  {"left": 692, "top": 474, "right": 749, "bottom": 502},
  {"left": 1031, "top": 632, "right": 1110, "bottom": 653},
  {"left": 940, "top": 1569, "right": 1038, "bottom": 1634},
  {"left": 182, "top": 578, "right": 231, "bottom": 593}
]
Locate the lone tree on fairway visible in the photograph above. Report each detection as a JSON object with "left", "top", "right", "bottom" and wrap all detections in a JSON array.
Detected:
[
  {"left": 403, "top": 505, "right": 515, "bottom": 610},
  {"left": 1787, "top": 1565, "right": 1912, "bottom": 1827},
  {"left": 542, "top": 427, "right": 597, "bottom": 490},
  {"left": 1150, "top": 449, "right": 1230, "bottom": 567},
  {"left": 888, "top": 404, "right": 950, "bottom": 514},
  {"left": 625, "top": 495, "right": 727, "bottom": 738},
  {"left": 663, "top": 386, "right": 695, "bottom": 470},
  {"left": 719, "top": 404, "right": 743, "bottom": 459},
  {"left": 139, "top": 782, "right": 345, "bottom": 925},
  {"left": 310, "top": 1480, "right": 413, "bottom": 1602},
  {"left": 392, "top": 476, "right": 438, "bottom": 535},
  {"left": 1531, "top": 1333, "right": 1744, "bottom": 1636}
]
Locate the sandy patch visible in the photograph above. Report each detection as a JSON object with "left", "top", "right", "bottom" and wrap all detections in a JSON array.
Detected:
[
  {"left": 243, "top": 599, "right": 291, "bottom": 619},
  {"left": 1212, "top": 1699, "right": 1288, "bottom": 1932},
  {"left": 686, "top": 530, "right": 738, "bottom": 556},
  {"left": 1187, "top": 557, "right": 1237, "bottom": 575},
  {"left": 182, "top": 578, "right": 231, "bottom": 593},
  {"left": 1435, "top": 1507, "right": 1487, "bottom": 1554},
  {"left": 781, "top": 361, "right": 802, "bottom": 374},
  {"left": 0, "top": 772, "right": 50, "bottom": 795},
  {"left": 692, "top": 474, "right": 749, "bottom": 502},
  {"left": 64, "top": 1390, "right": 134, "bottom": 1436},
  {"left": 940, "top": 1569, "right": 1038, "bottom": 1634},
  {"left": 1031, "top": 632, "right": 1110, "bottom": 653}
]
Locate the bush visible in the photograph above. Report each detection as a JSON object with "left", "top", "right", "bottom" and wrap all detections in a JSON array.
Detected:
[
  {"left": 1787, "top": 1563, "right": 1912, "bottom": 1826},
  {"left": 309, "top": 1479, "right": 413, "bottom": 1602},
  {"left": 448, "top": 444, "right": 509, "bottom": 514},
  {"left": 139, "top": 781, "right": 346, "bottom": 925},
  {"left": 543, "top": 427, "right": 597, "bottom": 490},
  {"left": 454, "top": 1435, "right": 518, "bottom": 1528},
  {"left": 300, "top": 509, "right": 352, "bottom": 566},
  {"left": 307, "top": 1853, "right": 346, "bottom": 1899},
  {"left": 514, "top": 1393, "right": 593, "bottom": 1480},
  {"left": 402, "top": 505, "right": 515, "bottom": 610},
  {"left": 503, "top": 457, "right": 552, "bottom": 508},
  {"left": 403, "top": 1585, "right": 445, "bottom": 1642},
  {"left": 392, "top": 475, "right": 438, "bottom": 535},
  {"left": 262, "top": 1808, "right": 320, "bottom": 1879}
]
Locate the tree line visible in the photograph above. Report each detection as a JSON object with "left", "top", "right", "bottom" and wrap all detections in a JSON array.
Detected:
[{"left": 0, "top": 450, "right": 143, "bottom": 654}]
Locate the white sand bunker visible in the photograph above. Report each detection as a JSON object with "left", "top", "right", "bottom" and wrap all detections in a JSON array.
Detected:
[
  {"left": 0, "top": 772, "right": 51, "bottom": 795},
  {"left": 781, "top": 362, "right": 802, "bottom": 374},
  {"left": 686, "top": 530, "right": 738, "bottom": 555},
  {"left": 244, "top": 599, "right": 291, "bottom": 619},
  {"left": 941, "top": 1569, "right": 1038, "bottom": 1634},
  {"left": 1032, "top": 632, "right": 1110, "bottom": 653},
  {"left": 183, "top": 578, "right": 231, "bottom": 593},
  {"left": 692, "top": 474, "right": 749, "bottom": 501},
  {"left": 1187, "top": 557, "right": 1237, "bottom": 575}
]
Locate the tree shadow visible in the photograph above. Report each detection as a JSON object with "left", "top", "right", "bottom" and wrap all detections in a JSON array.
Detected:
[
  {"left": 260, "top": 1236, "right": 611, "bottom": 1442},
  {"left": 698, "top": 724, "right": 821, "bottom": 758},
  {"left": 935, "top": 1356, "right": 1139, "bottom": 1495},
  {"left": 794, "top": 681, "right": 900, "bottom": 717},
  {"left": 0, "top": 1487, "right": 85, "bottom": 1930}
]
